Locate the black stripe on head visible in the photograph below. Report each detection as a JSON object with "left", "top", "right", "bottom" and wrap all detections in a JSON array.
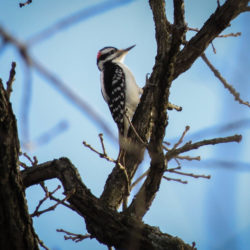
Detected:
[{"left": 97, "top": 47, "right": 118, "bottom": 63}]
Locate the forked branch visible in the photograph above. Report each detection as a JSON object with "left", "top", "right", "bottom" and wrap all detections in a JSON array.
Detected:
[{"left": 21, "top": 158, "right": 192, "bottom": 250}]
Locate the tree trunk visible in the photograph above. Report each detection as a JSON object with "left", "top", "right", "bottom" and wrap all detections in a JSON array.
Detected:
[{"left": 0, "top": 79, "right": 38, "bottom": 250}]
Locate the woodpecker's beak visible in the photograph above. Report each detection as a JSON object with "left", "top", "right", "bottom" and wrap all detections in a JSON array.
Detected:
[
  {"left": 116, "top": 45, "right": 135, "bottom": 62},
  {"left": 118, "top": 45, "right": 136, "bottom": 55},
  {"left": 123, "top": 44, "right": 136, "bottom": 52}
]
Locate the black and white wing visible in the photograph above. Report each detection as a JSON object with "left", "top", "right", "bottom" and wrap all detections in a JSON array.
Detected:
[{"left": 102, "top": 62, "right": 126, "bottom": 135}]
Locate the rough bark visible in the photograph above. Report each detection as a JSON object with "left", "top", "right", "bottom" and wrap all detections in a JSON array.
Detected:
[
  {"left": 0, "top": 0, "right": 248, "bottom": 249},
  {"left": 99, "top": 0, "right": 249, "bottom": 213},
  {"left": 0, "top": 79, "right": 38, "bottom": 250},
  {"left": 22, "top": 158, "right": 193, "bottom": 250},
  {"left": 174, "top": 0, "right": 250, "bottom": 79}
]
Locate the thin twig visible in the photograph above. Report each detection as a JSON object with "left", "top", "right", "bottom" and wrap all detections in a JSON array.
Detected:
[
  {"left": 19, "top": 0, "right": 32, "bottom": 8},
  {"left": 172, "top": 125, "right": 190, "bottom": 150},
  {"left": 163, "top": 141, "right": 171, "bottom": 146},
  {"left": 83, "top": 136, "right": 130, "bottom": 201},
  {"left": 176, "top": 155, "right": 201, "bottom": 161},
  {"left": 211, "top": 41, "right": 216, "bottom": 54},
  {"left": 217, "top": 32, "right": 241, "bottom": 38},
  {"left": 19, "top": 161, "right": 28, "bottom": 169},
  {"left": 134, "top": 134, "right": 241, "bottom": 190},
  {"left": 187, "top": 27, "right": 241, "bottom": 54},
  {"left": 166, "top": 134, "right": 242, "bottom": 161},
  {"left": 188, "top": 27, "right": 241, "bottom": 38},
  {"left": 163, "top": 144, "right": 171, "bottom": 152},
  {"left": 32, "top": 189, "right": 75, "bottom": 217},
  {"left": 133, "top": 133, "right": 240, "bottom": 189},
  {"left": 202, "top": 53, "right": 250, "bottom": 107},
  {"left": 131, "top": 169, "right": 149, "bottom": 189},
  {"left": 6, "top": 62, "right": 16, "bottom": 99},
  {"left": 83, "top": 137, "right": 130, "bottom": 200},
  {"left": 83, "top": 140, "right": 116, "bottom": 163},
  {"left": 22, "top": 152, "right": 38, "bottom": 166},
  {"left": 49, "top": 195, "right": 77, "bottom": 212},
  {"left": 163, "top": 176, "right": 188, "bottom": 184},
  {"left": 38, "top": 181, "right": 78, "bottom": 214},
  {"left": 167, "top": 169, "right": 211, "bottom": 179},
  {"left": 31, "top": 185, "right": 61, "bottom": 217},
  {"left": 83, "top": 141, "right": 103, "bottom": 156},
  {"left": 174, "top": 157, "right": 181, "bottom": 167},
  {"left": 34, "top": 232, "right": 49, "bottom": 250},
  {"left": 99, "top": 133, "right": 107, "bottom": 156},
  {"left": 168, "top": 166, "right": 182, "bottom": 171},
  {"left": 57, "top": 229, "right": 91, "bottom": 242}
]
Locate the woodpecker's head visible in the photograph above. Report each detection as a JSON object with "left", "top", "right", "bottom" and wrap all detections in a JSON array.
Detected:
[{"left": 97, "top": 45, "right": 135, "bottom": 71}]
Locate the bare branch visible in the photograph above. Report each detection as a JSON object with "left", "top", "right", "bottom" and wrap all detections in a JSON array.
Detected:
[
  {"left": 82, "top": 139, "right": 116, "bottom": 164},
  {"left": 127, "top": 0, "right": 186, "bottom": 219},
  {"left": 34, "top": 233, "right": 49, "bottom": 250},
  {"left": 174, "top": 0, "right": 249, "bottom": 79},
  {"left": 82, "top": 138, "right": 130, "bottom": 200},
  {"left": 202, "top": 53, "right": 250, "bottom": 107},
  {"left": 172, "top": 126, "right": 190, "bottom": 150},
  {"left": 166, "top": 134, "right": 242, "bottom": 161},
  {"left": 22, "top": 152, "right": 38, "bottom": 166},
  {"left": 56, "top": 229, "right": 91, "bottom": 243},
  {"left": 31, "top": 187, "right": 75, "bottom": 217},
  {"left": 21, "top": 158, "right": 193, "bottom": 249},
  {"left": 188, "top": 27, "right": 241, "bottom": 38},
  {"left": 31, "top": 185, "right": 61, "bottom": 217},
  {"left": 176, "top": 155, "right": 201, "bottom": 161},
  {"left": 131, "top": 153, "right": 201, "bottom": 190},
  {"left": 217, "top": 32, "right": 241, "bottom": 38},
  {"left": 211, "top": 41, "right": 217, "bottom": 54},
  {"left": 163, "top": 176, "right": 188, "bottom": 184},
  {"left": 98, "top": 133, "right": 107, "bottom": 156},
  {"left": 167, "top": 169, "right": 211, "bottom": 180},
  {"left": 19, "top": 0, "right": 32, "bottom": 8},
  {"left": 131, "top": 170, "right": 148, "bottom": 190},
  {"left": 6, "top": 62, "right": 16, "bottom": 99}
]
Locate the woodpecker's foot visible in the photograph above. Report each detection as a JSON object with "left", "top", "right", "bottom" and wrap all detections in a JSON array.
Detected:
[{"left": 167, "top": 102, "right": 182, "bottom": 111}]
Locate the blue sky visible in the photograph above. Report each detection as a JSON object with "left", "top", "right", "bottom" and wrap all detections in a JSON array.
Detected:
[{"left": 0, "top": 0, "right": 250, "bottom": 249}]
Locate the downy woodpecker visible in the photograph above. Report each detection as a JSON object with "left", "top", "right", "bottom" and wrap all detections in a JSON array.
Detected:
[{"left": 97, "top": 45, "right": 142, "bottom": 147}]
